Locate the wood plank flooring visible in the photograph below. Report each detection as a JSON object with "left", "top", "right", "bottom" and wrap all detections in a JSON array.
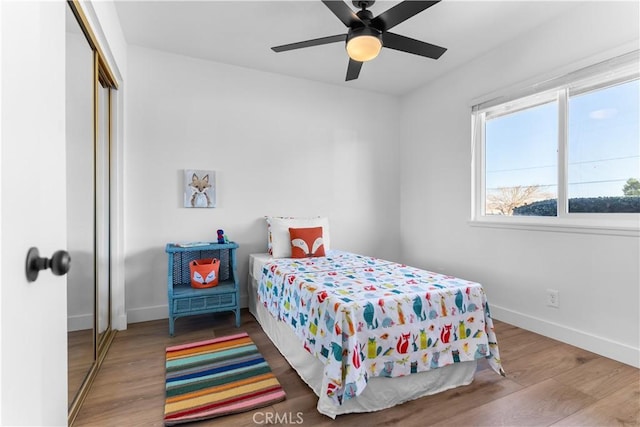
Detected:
[
  {"left": 68, "top": 329, "right": 94, "bottom": 406},
  {"left": 73, "top": 310, "right": 639, "bottom": 426}
]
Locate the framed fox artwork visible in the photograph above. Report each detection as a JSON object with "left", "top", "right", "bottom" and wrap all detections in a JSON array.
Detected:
[{"left": 183, "top": 169, "right": 216, "bottom": 208}]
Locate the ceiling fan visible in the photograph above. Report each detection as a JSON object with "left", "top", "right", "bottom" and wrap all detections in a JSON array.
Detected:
[{"left": 271, "top": 0, "right": 447, "bottom": 81}]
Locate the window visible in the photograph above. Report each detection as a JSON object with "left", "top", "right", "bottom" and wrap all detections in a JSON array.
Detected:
[
  {"left": 567, "top": 79, "right": 639, "bottom": 212},
  {"left": 485, "top": 99, "right": 558, "bottom": 216},
  {"left": 472, "top": 51, "right": 639, "bottom": 233}
]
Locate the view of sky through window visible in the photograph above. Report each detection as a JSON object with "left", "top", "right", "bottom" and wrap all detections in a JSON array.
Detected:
[
  {"left": 568, "top": 79, "right": 639, "bottom": 198},
  {"left": 484, "top": 78, "right": 639, "bottom": 215},
  {"left": 485, "top": 101, "right": 558, "bottom": 195}
]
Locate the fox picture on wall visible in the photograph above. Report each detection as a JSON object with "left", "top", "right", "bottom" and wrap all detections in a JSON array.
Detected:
[{"left": 184, "top": 169, "right": 216, "bottom": 208}]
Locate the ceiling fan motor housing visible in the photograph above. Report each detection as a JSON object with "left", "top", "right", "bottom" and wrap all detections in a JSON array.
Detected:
[{"left": 346, "top": 26, "right": 382, "bottom": 46}]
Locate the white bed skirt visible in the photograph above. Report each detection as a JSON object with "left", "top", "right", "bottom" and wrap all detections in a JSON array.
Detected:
[{"left": 247, "top": 260, "right": 477, "bottom": 419}]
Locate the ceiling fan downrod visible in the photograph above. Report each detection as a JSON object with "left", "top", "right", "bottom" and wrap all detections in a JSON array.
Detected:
[
  {"left": 353, "top": 0, "right": 375, "bottom": 9},
  {"left": 354, "top": 1, "right": 375, "bottom": 21}
]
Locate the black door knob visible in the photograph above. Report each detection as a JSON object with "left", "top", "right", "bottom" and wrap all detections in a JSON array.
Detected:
[{"left": 25, "top": 247, "right": 71, "bottom": 282}]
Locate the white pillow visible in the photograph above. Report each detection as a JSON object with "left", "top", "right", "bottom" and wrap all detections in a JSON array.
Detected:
[{"left": 266, "top": 216, "right": 331, "bottom": 258}]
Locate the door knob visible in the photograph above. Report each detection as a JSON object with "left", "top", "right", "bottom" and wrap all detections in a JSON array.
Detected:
[{"left": 25, "top": 247, "right": 71, "bottom": 282}]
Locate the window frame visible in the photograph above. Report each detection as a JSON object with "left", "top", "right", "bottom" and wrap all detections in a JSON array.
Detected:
[{"left": 471, "top": 51, "right": 640, "bottom": 237}]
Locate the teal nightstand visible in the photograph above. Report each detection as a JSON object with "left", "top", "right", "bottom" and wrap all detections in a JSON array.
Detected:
[{"left": 165, "top": 242, "right": 240, "bottom": 336}]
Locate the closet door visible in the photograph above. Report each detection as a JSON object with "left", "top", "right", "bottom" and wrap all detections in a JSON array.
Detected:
[
  {"left": 66, "top": 2, "right": 118, "bottom": 424},
  {"left": 66, "top": 2, "right": 96, "bottom": 410}
]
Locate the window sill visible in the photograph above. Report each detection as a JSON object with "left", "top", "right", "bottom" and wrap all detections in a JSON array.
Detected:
[{"left": 468, "top": 218, "right": 639, "bottom": 237}]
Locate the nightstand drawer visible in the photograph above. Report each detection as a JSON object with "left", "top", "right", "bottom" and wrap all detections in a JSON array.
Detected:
[{"left": 173, "top": 293, "right": 236, "bottom": 314}]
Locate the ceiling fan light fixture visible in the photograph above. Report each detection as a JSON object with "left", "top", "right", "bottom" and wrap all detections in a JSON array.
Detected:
[{"left": 346, "top": 28, "right": 382, "bottom": 62}]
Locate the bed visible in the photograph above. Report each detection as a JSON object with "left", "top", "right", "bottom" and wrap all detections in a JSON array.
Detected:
[{"left": 248, "top": 243, "right": 504, "bottom": 418}]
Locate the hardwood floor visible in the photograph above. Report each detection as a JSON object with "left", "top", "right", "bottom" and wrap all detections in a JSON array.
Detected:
[
  {"left": 73, "top": 310, "right": 639, "bottom": 426},
  {"left": 68, "top": 328, "right": 94, "bottom": 406}
]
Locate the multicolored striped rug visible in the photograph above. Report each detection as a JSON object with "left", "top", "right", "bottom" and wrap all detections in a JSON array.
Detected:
[{"left": 164, "top": 332, "right": 286, "bottom": 425}]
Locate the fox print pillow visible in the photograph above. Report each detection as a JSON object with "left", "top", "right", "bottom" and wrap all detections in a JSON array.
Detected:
[{"left": 289, "top": 227, "right": 325, "bottom": 258}]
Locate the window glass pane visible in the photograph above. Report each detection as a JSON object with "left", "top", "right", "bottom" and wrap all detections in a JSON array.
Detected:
[
  {"left": 568, "top": 79, "right": 640, "bottom": 213},
  {"left": 485, "top": 102, "right": 558, "bottom": 216}
]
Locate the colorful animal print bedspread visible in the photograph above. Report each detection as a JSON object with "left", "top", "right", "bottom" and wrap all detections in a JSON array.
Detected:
[{"left": 257, "top": 250, "right": 504, "bottom": 405}]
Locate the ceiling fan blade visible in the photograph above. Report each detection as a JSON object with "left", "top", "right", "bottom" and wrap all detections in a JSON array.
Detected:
[
  {"left": 346, "top": 58, "right": 363, "bottom": 81},
  {"left": 272, "top": 34, "right": 346, "bottom": 52},
  {"left": 382, "top": 32, "right": 446, "bottom": 59},
  {"left": 322, "top": 0, "right": 363, "bottom": 28},
  {"left": 371, "top": 1, "right": 440, "bottom": 32}
]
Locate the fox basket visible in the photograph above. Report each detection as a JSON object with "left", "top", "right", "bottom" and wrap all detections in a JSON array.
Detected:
[{"left": 189, "top": 258, "right": 220, "bottom": 288}]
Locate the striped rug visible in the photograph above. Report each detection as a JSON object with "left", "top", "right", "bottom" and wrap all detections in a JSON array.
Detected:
[{"left": 164, "top": 332, "right": 286, "bottom": 425}]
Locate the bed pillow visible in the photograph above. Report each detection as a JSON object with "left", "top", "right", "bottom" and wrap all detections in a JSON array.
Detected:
[
  {"left": 265, "top": 216, "right": 296, "bottom": 256},
  {"left": 289, "top": 227, "right": 326, "bottom": 258},
  {"left": 266, "top": 216, "right": 330, "bottom": 258}
]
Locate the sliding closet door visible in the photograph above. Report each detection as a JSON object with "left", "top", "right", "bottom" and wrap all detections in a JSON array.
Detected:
[
  {"left": 66, "top": 3, "right": 96, "bottom": 409},
  {"left": 66, "top": 1, "right": 118, "bottom": 424}
]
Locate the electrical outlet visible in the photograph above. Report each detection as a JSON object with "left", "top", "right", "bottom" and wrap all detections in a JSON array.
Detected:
[{"left": 546, "top": 289, "right": 559, "bottom": 308}]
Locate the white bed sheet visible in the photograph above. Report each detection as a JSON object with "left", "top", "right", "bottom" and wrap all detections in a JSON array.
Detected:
[
  {"left": 249, "top": 252, "right": 272, "bottom": 283},
  {"left": 248, "top": 253, "right": 477, "bottom": 419}
]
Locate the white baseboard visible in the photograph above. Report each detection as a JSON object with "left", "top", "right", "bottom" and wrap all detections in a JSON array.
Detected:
[
  {"left": 68, "top": 313, "right": 92, "bottom": 332},
  {"left": 112, "top": 313, "right": 128, "bottom": 331},
  {"left": 126, "top": 295, "right": 250, "bottom": 325},
  {"left": 491, "top": 305, "right": 639, "bottom": 368},
  {"left": 69, "top": 313, "right": 128, "bottom": 331},
  {"left": 240, "top": 294, "right": 248, "bottom": 309},
  {"left": 126, "top": 304, "right": 169, "bottom": 324}
]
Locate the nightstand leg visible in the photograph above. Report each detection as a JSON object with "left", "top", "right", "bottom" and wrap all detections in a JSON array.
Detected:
[
  {"left": 169, "top": 317, "right": 175, "bottom": 336},
  {"left": 235, "top": 310, "right": 240, "bottom": 328}
]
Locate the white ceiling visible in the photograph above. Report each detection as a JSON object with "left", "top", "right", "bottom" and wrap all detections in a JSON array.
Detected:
[{"left": 114, "top": 0, "right": 580, "bottom": 96}]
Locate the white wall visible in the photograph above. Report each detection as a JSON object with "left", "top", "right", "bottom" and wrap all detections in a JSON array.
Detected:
[
  {"left": 124, "top": 46, "right": 401, "bottom": 323},
  {"left": 399, "top": 1, "right": 639, "bottom": 367}
]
